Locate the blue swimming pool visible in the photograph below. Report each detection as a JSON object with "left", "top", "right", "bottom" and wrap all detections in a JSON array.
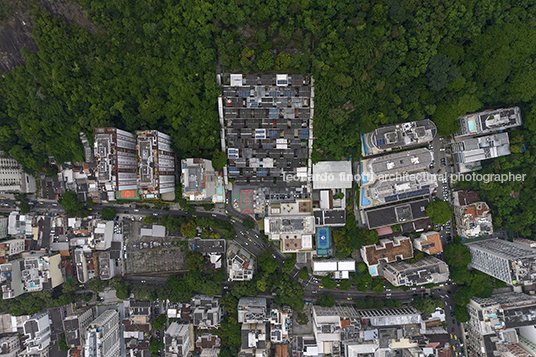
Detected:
[{"left": 369, "top": 266, "right": 377, "bottom": 275}]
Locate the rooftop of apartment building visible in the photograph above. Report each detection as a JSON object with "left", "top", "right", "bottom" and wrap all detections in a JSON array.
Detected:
[
  {"left": 382, "top": 256, "right": 449, "bottom": 286},
  {"left": 466, "top": 238, "right": 536, "bottom": 260},
  {"left": 452, "top": 132, "right": 511, "bottom": 163},
  {"left": 360, "top": 148, "right": 433, "bottom": 185},
  {"left": 455, "top": 107, "right": 522, "bottom": 138},
  {"left": 361, "top": 119, "right": 437, "bottom": 156},
  {"left": 312, "top": 161, "right": 353, "bottom": 190},
  {"left": 360, "top": 171, "right": 437, "bottom": 209},
  {"left": 181, "top": 158, "right": 224, "bottom": 203},
  {"left": 453, "top": 190, "right": 481, "bottom": 206},
  {"left": 358, "top": 307, "right": 422, "bottom": 327},
  {"left": 362, "top": 237, "right": 414, "bottom": 266},
  {"left": 365, "top": 198, "right": 429, "bottom": 229},
  {"left": 222, "top": 73, "right": 312, "bottom": 187}
]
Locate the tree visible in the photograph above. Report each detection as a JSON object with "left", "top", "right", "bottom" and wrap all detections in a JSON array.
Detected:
[
  {"left": 283, "top": 258, "right": 295, "bottom": 272},
  {"left": 143, "top": 215, "right": 157, "bottom": 225},
  {"left": 411, "top": 297, "right": 443, "bottom": 315},
  {"left": 444, "top": 243, "right": 472, "bottom": 268},
  {"left": 317, "top": 295, "right": 335, "bottom": 307},
  {"left": 298, "top": 267, "right": 309, "bottom": 280},
  {"left": 242, "top": 219, "right": 255, "bottom": 229},
  {"left": 426, "top": 54, "right": 459, "bottom": 91},
  {"left": 340, "top": 279, "right": 351, "bottom": 291},
  {"left": 454, "top": 305, "right": 471, "bottom": 323},
  {"left": 88, "top": 278, "right": 107, "bottom": 293},
  {"left": 101, "top": 208, "right": 117, "bottom": 220},
  {"left": 151, "top": 315, "right": 167, "bottom": 331},
  {"left": 19, "top": 201, "right": 31, "bottom": 214},
  {"left": 296, "top": 312, "right": 309, "bottom": 325},
  {"left": 149, "top": 339, "right": 163, "bottom": 353},
  {"left": 426, "top": 200, "right": 454, "bottom": 224},
  {"left": 258, "top": 252, "right": 279, "bottom": 274},
  {"left": 356, "top": 263, "right": 368, "bottom": 273},
  {"left": 185, "top": 252, "right": 205, "bottom": 271},
  {"left": 321, "top": 275, "right": 337, "bottom": 290},
  {"left": 58, "top": 191, "right": 87, "bottom": 217},
  {"left": 180, "top": 221, "right": 196, "bottom": 238},
  {"left": 202, "top": 203, "right": 214, "bottom": 211},
  {"left": 212, "top": 151, "right": 227, "bottom": 170},
  {"left": 59, "top": 333, "right": 69, "bottom": 352},
  {"left": 385, "top": 299, "right": 396, "bottom": 308},
  {"left": 132, "top": 282, "right": 155, "bottom": 301},
  {"left": 256, "top": 51, "right": 274, "bottom": 71},
  {"left": 109, "top": 277, "right": 130, "bottom": 300}
]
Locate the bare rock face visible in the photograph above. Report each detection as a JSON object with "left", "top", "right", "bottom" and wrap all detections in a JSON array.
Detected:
[{"left": 0, "top": 0, "right": 98, "bottom": 72}]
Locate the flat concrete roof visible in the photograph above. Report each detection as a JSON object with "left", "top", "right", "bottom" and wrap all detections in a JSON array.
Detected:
[{"left": 312, "top": 161, "right": 353, "bottom": 189}]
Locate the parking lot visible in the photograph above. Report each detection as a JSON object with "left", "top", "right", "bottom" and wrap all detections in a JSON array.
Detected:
[{"left": 123, "top": 219, "right": 188, "bottom": 274}]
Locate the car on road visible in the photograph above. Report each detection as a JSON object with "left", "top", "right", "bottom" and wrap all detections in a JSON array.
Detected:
[
  {"left": 319, "top": 285, "right": 324, "bottom": 289},
  {"left": 134, "top": 209, "right": 139, "bottom": 212},
  {"left": 248, "top": 238, "right": 252, "bottom": 242},
  {"left": 312, "top": 291, "right": 317, "bottom": 293},
  {"left": 230, "top": 219, "right": 236, "bottom": 223},
  {"left": 212, "top": 214, "right": 216, "bottom": 217},
  {"left": 39, "top": 202, "right": 44, "bottom": 204},
  {"left": 153, "top": 213, "right": 158, "bottom": 216},
  {"left": 347, "top": 297, "right": 352, "bottom": 300}
]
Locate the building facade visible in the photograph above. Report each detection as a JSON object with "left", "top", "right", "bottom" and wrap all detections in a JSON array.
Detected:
[
  {"left": 465, "top": 238, "right": 536, "bottom": 285},
  {"left": 84, "top": 310, "right": 121, "bottom": 357}
]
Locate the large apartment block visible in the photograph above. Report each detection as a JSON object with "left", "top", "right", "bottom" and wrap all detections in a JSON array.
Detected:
[
  {"left": 220, "top": 73, "right": 313, "bottom": 187},
  {"left": 465, "top": 238, "right": 536, "bottom": 285},
  {"left": 361, "top": 119, "right": 436, "bottom": 157},
  {"left": 84, "top": 310, "right": 121, "bottom": 357},
  {"left": 382, "top": 256, "right": 449, "bottom": 287},
  {"left": 94, "top": 128, "right": 176, "bottom": 201},
  {"left": 136, "top": 130, "right": 175, "bottom": 200},
  {"left": 0, "top": 151, "right": 35, "bottom": 193},
  {"left": 94, "top": 127, "right": 138, "bottom": 200},
  {"left": 0, "top": 253, "right": 64, "bottom": 299},
  {"left": 455, "top": 107, "right": 522, "bottom": 139},
  {"left": 361, "top": 237, "right": 414, "bottom": 276},
  {"left": 466, "top": 292, "right": 536, "bottom": 357}
]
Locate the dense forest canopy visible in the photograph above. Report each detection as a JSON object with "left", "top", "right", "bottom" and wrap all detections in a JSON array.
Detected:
[{"left": 1, "top": 1, "right": 536, "bottom": 233}]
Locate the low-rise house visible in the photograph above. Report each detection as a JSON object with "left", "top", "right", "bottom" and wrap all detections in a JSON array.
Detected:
[{"left": 191, "top": 295, "right": 222, "bottom": 330}]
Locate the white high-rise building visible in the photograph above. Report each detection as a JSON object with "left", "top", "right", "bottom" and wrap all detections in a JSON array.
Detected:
[
  {"left": 164, "top": 322, "right": 191, "bottom": 357},
  {"left": 84, "top": 310, "right": 120, "bottom": 357},
  {"left": 22, "top": 311, "right": 51, "bottom": 353}
]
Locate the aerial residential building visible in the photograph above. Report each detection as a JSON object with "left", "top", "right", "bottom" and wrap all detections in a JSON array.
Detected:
[
  {"left": 195, "top": 334, "right": 220, "bottom": 357},
  {"left": 227, "top": 243, "right": 255, "bottom": 281},
  {"left": 311, "top": 259, "right": 356, "bottom": 279},
  {"left": 361, "top": 119, "right": 437, "bottom": 157},
  {"left": 360, "top": 148, "right": 433, "bottom": 185},
  {"left": 466, "top": 292, "right": 536, "bottom": 357},
  {"left": 0, "top": 253, "right": 64, "bottom": 299},
  {"left": 191, "top": 295, "right": 222, "bottom": 330},
  {"left": 382, "top": 256, "right": 449, "bottom": 287},
  {"left": 164, "top": 322, "right": 191, "bottom": 357},
  {"left": 0, "top": 238, "right": 26, "bottom": 259},
  {"left": 136, "top": 130, "right": 176, "bottom": 201},
  {"left": 239, "top": 322, "right": 268, "bottom": 357},
  {"left": 270, "top": 307, "right": 291, "bottom": 344},
  {"left": 364, "top": 198, "right": 429, "bottom": 230},
  {"left": 127, "top": 301, "right": 151, "bottom": 325},
  {"left": 264, "top": 199, "right": 315, "bottom": 253},
  {"left": 453, "top": 190, "right": 482, "bottom": 207},
  {"left": 237, "top": 297, "right": 267, "bottom": 324},
  {"left": 361, "top": 237, "right": 414, "bottom": 276},
  {"left": 220, "top": 73, "right": 313, "bottom": 187},
  {"left": 452, "top": 132, "right": 512, "bottom": 172},
  {"left": 94, "top": 127, "right": 138, "bottom": 201},
  {"left": 344, "top": 307, "right": 425, "bottom": 357},
  {"left": 413, "top": 232, "right": 443, "bottom": 255},
  {"left": 454, "top": 201, "right": 493, "bottom": 238},
  {"left": 7, "top": 211, "right": 33, "bottom": 238},
  {"left": 359, "top": 170, "right": 437, "bottom": 209},
  {"left": 63, "top": 308, "right": 94, "bottom": 350},
  {"left": 465, "top": 238, "right": 536, "bottom": 285},
  {"left": 22, "top": 312, "right": 51, "bottom": 354},
  {"left": 311, "top": 305, "right": 360, "bottom": 355},
  {"left": 312, "top": 161, "right": 352, "bottom": 228},
  {"left": 0, "top": 334, "right": 21, "bottom": 357},
  {"left": 455, "top": 107, "right": 522, "bottom": 139},
  {"left": 84, "top": 310, "right": 121, "bottom": 357},
  {"left": 0, "top": 217, "right": 8, "bottom": 240},
  {"left": 0, "top": 152, "right": 35, "bottom": 193},
  {"left": 181, "top": 158, "right": 224, "bottom": 203},
  {"left": 88, "top": 221, "right": 114, "bottom": 251}
]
